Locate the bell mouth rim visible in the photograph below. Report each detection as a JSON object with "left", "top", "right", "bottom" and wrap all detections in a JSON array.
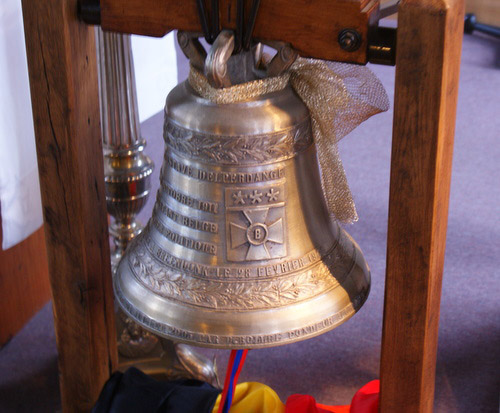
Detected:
[{"left": 113, "top": 260, "right": 370, "bottom": 349}]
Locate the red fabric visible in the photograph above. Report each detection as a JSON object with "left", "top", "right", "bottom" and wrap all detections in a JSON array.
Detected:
[
  {"left": 217, "top": 350, "right": 236, "bottom": 413},
  {"left": 350, "top": 380, "right": 379, "bottom": 413},
  {"left": 285, "top": 395, "right": 349, "bottom": 413},
  {"left": 316, "top": 403, "right": 350, "bottom": 413},
  {"left": 284, "top": 380, "right": 379, "bottom": 413},
  {"left": 228, "top": 349, "right": 249, "bottom": 407},
  {"left": 285, "top": 394, "right": 322, "bottom": 413}
]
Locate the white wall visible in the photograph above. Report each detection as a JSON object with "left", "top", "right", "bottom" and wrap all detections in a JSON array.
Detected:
[
  {"left": 0, "top": 4, "right": 179, "bottom": 249},
  {"left": 131, "top": 32, "right": 178, "bottom": 122}
]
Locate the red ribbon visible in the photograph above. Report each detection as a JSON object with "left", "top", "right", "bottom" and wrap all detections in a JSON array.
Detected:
[{"left": 285, "top": 380, "right": 380, "bottom": 413}]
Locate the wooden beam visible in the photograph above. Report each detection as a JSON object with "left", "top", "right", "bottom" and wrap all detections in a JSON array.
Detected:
[
  {"left": 98, "top": 0, "right": 380, "bottom": 64},
  {"left": 380, "top": 0, "right": 464, "bottom": 411},
  {"left": 0, "top": 225, "right": 51, "bottom": 346},
  {"left": 21, "top": 0, "right": 118, "bottom": 411}
]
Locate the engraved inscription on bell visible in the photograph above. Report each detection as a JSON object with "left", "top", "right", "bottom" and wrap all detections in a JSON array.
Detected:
[
  {"left": 226, "top": 185, "right": 286, "bottom": 261},
  {"left": 113, "top": 76, "right": 371, "bottom": 349}
]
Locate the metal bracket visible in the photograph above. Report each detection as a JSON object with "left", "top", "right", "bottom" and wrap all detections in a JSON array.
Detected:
[
  {"left": 78, "top": 0, "right": 101, "bottom": 25},
  {"left": 464, "top": 14, "right": 500, "bottom": 39},
  {"left": 177, "top": 31, "right": 207, "bottom": 72},
  {"left": 258, "top": 40, "right": 298, "bottom": 77},
  {"left": 368, "top": 26, "right": 397, "bottom": 66},
  {"left": 205, "top": 30, "right": 235, "bottom": 88}
]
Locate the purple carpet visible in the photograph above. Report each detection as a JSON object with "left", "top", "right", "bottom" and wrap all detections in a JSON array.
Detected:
[{"left": 0, "top": 32, "right": 498, "bottom": 412}]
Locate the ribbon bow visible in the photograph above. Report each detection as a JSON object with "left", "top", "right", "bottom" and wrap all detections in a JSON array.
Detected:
[{"left": 189, "top": 58, "right": 389, "bottom": 223}]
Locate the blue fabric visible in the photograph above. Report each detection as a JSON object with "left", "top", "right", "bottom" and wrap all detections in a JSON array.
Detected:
[{"left": 223, "top": 350, "right": 244, "bottom": 413}]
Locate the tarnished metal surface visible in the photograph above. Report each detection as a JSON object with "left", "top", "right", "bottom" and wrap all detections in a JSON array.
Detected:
[
  {"left": 97, "top": 28, "right": 218, "bottom": 381},
  {"left": 114, "top": 76, "right": 370, "bottom": 348}
]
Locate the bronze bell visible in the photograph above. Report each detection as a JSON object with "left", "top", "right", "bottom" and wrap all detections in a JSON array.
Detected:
[{"left": 114, "top": 32, "right": 370, "bottom": 349}]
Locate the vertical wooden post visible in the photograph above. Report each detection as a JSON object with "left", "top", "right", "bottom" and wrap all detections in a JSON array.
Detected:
[
  {"left": 21, "top": 0, "right": 118, "bottom": 411},
  {"left": 380, "top": 0, "right": 464, "bottom": 411}
]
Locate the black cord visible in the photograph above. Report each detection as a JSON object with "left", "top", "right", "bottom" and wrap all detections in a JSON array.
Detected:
[
  {"left": 235, "top": 0, "right": 245, "bottom": 52},
  {"left": 210, "top": 0, "right": 220, "bottom": 43},
  {"left": 243, "top": 0, "right": 261, "bottom": 50},
  {"left": 196, "top": 0, "right": 261, "bottom": 49},
  {"left": 196, "top": 0, "right": 211, "bottom": 43}
]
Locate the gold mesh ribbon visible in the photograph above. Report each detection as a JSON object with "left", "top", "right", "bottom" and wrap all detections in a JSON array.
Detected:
[{"left": 189, "top": 58, "right": 389, "bottom": 223}]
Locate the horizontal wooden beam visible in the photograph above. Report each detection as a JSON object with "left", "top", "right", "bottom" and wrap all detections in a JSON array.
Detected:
[{"left": 89, "top": 0, "right": 381, "bottom": 64}]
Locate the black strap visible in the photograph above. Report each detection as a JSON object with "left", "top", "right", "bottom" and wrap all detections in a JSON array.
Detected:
[
  {"left": 243, "top": 0, "right": 261, "bottom": 49},
  {"left": 210, "top": 0, "right": 220, "bottom": 43},
  {"left": 195, "top": 0, "right": 262, "bottom": 49},
  {"left": 235, "top": 0, "right": 245, "bottom": 52},
  {"left": 196, "top": 0, "right": 211, "bottom": 43}
]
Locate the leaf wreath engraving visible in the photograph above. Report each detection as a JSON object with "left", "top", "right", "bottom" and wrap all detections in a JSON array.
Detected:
[
  {"left": 129, "top": 244, "right": 338, "bottom": 310},
  {"left": 163, "top": 120, "right": 313, "bottom": 165}
]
